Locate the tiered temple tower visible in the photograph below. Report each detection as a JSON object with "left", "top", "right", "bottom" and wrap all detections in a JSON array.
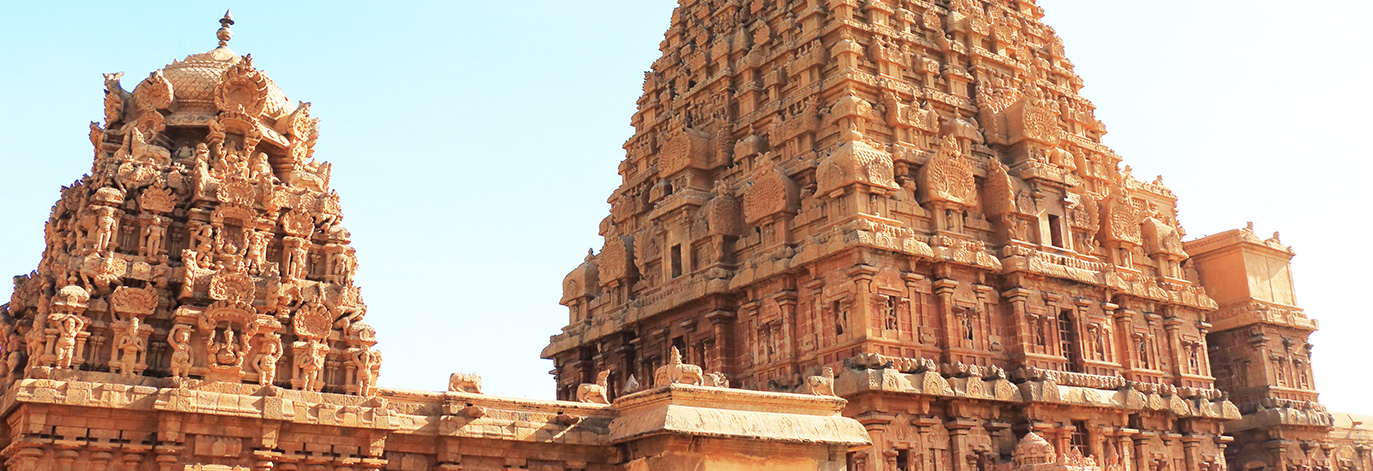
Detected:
[
  {"left": 0, "top": 15, "right": 879, "bottom": 470},
  {"left": 543, "top": 0, "right": 1255, "bottom": 469},
  {"left": 1, "top": 13, "right": 380, "bottom": 396}
]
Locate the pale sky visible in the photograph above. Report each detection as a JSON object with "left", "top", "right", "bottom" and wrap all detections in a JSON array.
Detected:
[{"left": 0, "top": 1, "right": 1368, "bottom": 414}]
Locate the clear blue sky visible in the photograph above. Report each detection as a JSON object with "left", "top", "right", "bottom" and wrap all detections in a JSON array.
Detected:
[{"left": 1, "top": 1, "right": 1368, "bottom": 414}]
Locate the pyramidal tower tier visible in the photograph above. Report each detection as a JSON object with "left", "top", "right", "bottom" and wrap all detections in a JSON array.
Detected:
[
  {"left": 1, "top": 13, "right": 380, "bottom": 396},
  {"left": 539, "top": 0, "right": 1307, "bottom": 470}
]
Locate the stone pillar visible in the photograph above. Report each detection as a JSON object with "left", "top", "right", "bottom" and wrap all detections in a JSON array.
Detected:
[
  {"left": 904, "top": 273, "right": 927, "bottom": 347},
  {"left": 122, "top": 452, "right": 145, "bottom": 471},
  {"left": 805, "top": 279, "right": 824, "bottom": 351},
  {"left": 1183, "top": 436, "right": 1202, "bottom": 471},
  {"left": 934, "top": 279, "right": 960, "bottom": 355},
  {"left": 915, "top": 417, "right": 942, "bottom": 471},
  {"left": 706, "top": 310, "right": 735, "bottom": 376},
  {"left": 777, "top": 290, "right": 800, "bottom": 376},
  {"left": 1113, "top": 307, "right": 1135, "bottom": 369},
  {"left": 1005, "top": 288, "right": 1027, "bottom": 357},
  {"left": 1136, "top": 432, "right": 1157, "bottom": 471},
  {"left": 1267, "top": 440, "right": 1290, "bottom": 471},
  {"left": 89, "top": 451, "right": 114, "bottom": 471},
  {"left": 56, "top": 448, "right": 78, "bottom": 471},
  {"left": 860, "top": 416, "right": 894, "bottom": 471},
  {"left": 854, "top": 265, "right": 879, "bottom": 339},
  {"left": 1164, "top": 315, "right": 1184, "bottom": 381},
  {"left": 948, "top": 419, "right": 977, "bottom": 471},
  {"left": 1118, "top": 429, "right": 1139, "bottom": 471}
]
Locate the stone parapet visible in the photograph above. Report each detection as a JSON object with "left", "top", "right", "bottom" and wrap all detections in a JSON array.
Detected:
[{"left": 0, "top": 373, "right": 869, "bottom": 470}]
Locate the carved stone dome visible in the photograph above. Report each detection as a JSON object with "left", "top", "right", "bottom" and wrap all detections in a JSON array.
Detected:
[
  {"left": 135, "top": 45, "right": 292, "bottom": 121},
  {"left": 1012, "top": 432, "right": 1057, "bottom": 467},
  {"left": 51, "top": 285, "right": 90, "bottom": 311}
]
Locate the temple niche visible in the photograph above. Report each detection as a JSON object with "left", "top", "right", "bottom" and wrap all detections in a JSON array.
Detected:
[{"left": 1, "top": 12, "right": 377, "bottom": 396}]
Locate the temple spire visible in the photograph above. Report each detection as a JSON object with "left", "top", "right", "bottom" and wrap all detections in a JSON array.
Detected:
[{"left": 217, "top": 10, "right": 234, "bottom": 47}]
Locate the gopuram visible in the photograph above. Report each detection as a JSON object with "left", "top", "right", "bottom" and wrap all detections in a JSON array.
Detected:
[
  {"left": 541, "top": 1, "right": 1373, "bottom": 471},
  {"left": 0, "top": 12, "right": 874, "bottom": 471}
]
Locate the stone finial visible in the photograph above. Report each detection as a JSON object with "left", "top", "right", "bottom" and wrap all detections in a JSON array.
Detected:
[{"left": 217, "top": 10, "right": 235, "bottom": 47}]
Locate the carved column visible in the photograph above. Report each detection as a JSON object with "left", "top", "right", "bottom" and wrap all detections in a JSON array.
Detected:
[
  {"left": 56, "top": 448, "right": 78, "bottom": 471},
  {"left": 1135, "top": 431, "right": 1157, "bottom": 471},
  {"left": 1118, "top": 429, "right": 1139, "bottom": 471},
  {"left": 1004, "top": 289, "right": 1032, "bottom": 357},
  {"left": 903, "top": 274, "right": 926, "bottom": 346},
  {"left": 1112, "top": 305, "right": 1134, "bottom": 369},
  {"left": 706, "top": 310, "right": 736, "bottom": 376},
  {"left": 934, "top": 279, "right": 959, "bottom": 357},
  {"left": 89, "top": 450, "right": 114, "bottom": 471},
  {"left": 805, "top": 279, "right": 824, "bottom": 351},
  {"left": 915, "top": 417, "right": 941, "bottom": 471},
  {"left": 776, "top": 290, "right": 799, "bottom": 376},
  {"left": 1164, "top": 314, "right": 1185, "bottom": 382},
  {"left": 122, "top": 451, "right": 145, "bottom": 471},
  {"left": 948, "top": 419, "right": 977, "bottom": 471},
  {"left": 853, "top": 265, "right": 879, "bottom": 339},
  {"left": 1183, "top": 436, "right": 1202, "bottom": 471},
  {"left": 1266, "top": 440, "right": 1291, "bottom": 471}
]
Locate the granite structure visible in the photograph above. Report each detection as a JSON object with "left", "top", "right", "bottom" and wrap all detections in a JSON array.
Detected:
[
  {"left": 541, "top": 1, "right": 1373, "bottom": 471},
  {"left": 0, "top": 12, "right": 873, "bottom": 471}
]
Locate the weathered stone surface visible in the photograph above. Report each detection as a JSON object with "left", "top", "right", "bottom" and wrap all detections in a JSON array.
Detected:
[
  {"left": 0, "top": 12, "right": 871, "bottom": 471},
  {"left": 542, "top": 2, "right": 1373, "bottom": 471}
]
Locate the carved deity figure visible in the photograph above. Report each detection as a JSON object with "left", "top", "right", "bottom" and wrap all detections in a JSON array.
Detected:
[
  {"left": 254, "top": 335, "right": 282, "bottom": 386},
  {"left": 190, "top": 223, "right": 215, "bottom": 265},
  {"left": 211, "top": 328, "right": 245, "bottom": 368},
  {"left": 92, "top": 206, "right": 120, "bottom": 254},
  {"left": 248, "top": 152, "right": 274, "bottom": 182},
  {"left": 283, "top": 239, "right": 310, "bottom": 281},
  {"left": 351, "top": 347, "right": 381, "bottom": 396},
  {"left": 53, "top": 315, "right": 86, "bottom": 369},
  {"left": 295, "top": 338, "right": 328, "bottom": 391},
  {"left": 140, "top": 214, "right": 166, "bottom": 259},
  {"left": 167, "top": 325, "right": 193, "bottom": 378},
  {"left": 112, "top": 317, "right": 146, "bottom": 375},
  {"left": 245, "top": 231, "right": 270, "bottom": 274},
  {"left": 331, "top": 248, "right": 356, "bottom": 284},
  {"left": 2, "top": 330, "right": 21, "bottom": 380},
  {"left": 24, "top": 315, "right": 47, "bottom": 368}
]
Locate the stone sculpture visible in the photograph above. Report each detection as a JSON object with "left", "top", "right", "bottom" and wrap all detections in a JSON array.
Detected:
[
  {"left": 653, "top": 347, "right": 703, "bottom": 387},
  {"left": 576, "top": 370, "right": 610, "bottom": 404},
  {"left": 448, "top": 372, "right": 483, "bottom": 394}
]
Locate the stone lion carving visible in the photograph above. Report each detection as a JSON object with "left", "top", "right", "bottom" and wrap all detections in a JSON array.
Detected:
[
  {"left": 576, "top": 370, "right": 610, "bottom": 404},
  {"left": 448, "top": 372, "right": 483, "bottom": 394},
  {"left": 653, "top": 347, "right": 704, "bottom": 387}
]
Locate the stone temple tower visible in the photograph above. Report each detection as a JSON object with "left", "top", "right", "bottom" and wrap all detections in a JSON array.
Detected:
[
  {"left": 1, "top": 13, "right": 380, "bottom": 396},
  {"left": 543, "top": 0, "right": 1256, "bottom": 470}
]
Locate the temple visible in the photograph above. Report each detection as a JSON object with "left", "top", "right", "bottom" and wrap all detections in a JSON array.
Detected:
[
  {"left": 542, "top": 1, "right": 1373, "bottom": 471},
  {"left": 4, "top": 2, "right": 1372, "bottom": 471},
  {"left": 0, "top": 12, "right": 872, "bottom": 471}
]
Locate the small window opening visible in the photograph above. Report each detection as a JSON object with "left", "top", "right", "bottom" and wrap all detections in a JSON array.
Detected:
[
  {"left": 1059, "top": 311, "right": 1081, "bottom": 372},
  {"left": 1048, "top": 214, "right": 1064, "bottom": 248}
]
